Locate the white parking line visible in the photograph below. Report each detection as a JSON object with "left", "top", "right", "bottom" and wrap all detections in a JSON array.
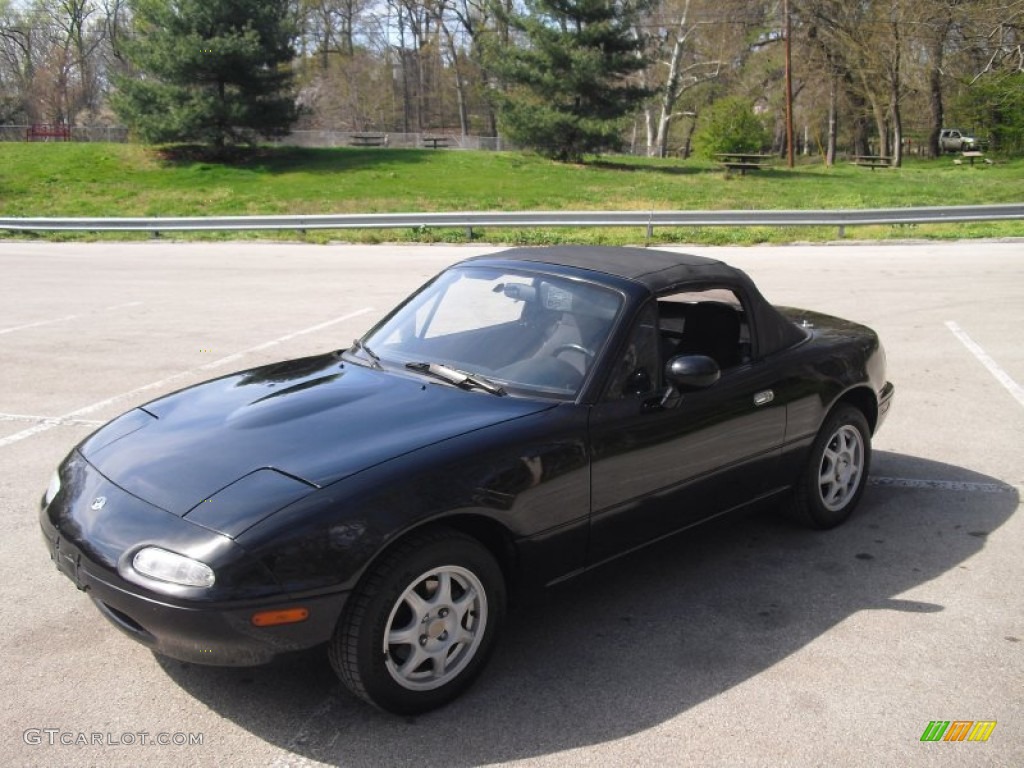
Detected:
[
  {"left": 870, "top": 476, "right": 1015, "bottom": 494},
  {"left": 0, "top": 301, "right": 144, "bottom": 335},
  {"left": 0, "top": 307, "right": 373, "bottom": 449},
  {"left": 0, "top": 413, "right": 105, "bottom": 427},
  {"left": 946, "top": 320, "right": 1024, "bottom": 409}
]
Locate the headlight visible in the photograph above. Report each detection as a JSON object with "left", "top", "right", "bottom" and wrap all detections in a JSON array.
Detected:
[
  {"left": 132, "top": 547, "right": 215, "bottom": 588},
  {"left": 43, "top": 470, "right": 61, "bottom": 507}
]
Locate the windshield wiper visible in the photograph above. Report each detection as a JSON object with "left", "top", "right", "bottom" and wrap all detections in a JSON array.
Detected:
[
  {"left": 350, "top": 338, "right": 382, "bottom": 369},
  {"left": 405, "top": 362, "right": 506, "bottom": 396}
]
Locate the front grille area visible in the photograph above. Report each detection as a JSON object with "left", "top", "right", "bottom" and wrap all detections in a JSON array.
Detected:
[{"left": 94, "top": 599, "right": 154, "bottom": 640}]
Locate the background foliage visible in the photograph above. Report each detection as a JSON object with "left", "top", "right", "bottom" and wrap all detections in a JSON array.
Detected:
[
  {"left": 690, "top": 96, "right": 769, "bottom": 158},
  {"left": 492, "top": 0, "right": 651, "bottom": 161},
  {"left": 0, "top": 0, "right": 1022, "bottom": 159},
  {"left": 111, "top": 0, "right": 297, "bottom": 150}
]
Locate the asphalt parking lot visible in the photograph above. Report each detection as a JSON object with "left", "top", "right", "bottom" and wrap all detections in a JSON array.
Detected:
[{"left": 2, "top": 240, "right": 1021, "bottom": 768}]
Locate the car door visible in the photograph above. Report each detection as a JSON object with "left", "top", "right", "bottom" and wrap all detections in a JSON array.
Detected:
[{"left": 587, "top": 292, "right": 789, "bottom": 565}]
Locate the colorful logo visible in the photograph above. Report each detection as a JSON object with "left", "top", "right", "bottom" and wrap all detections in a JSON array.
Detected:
[{"left": 920, "top": 720, "right": 996, "bottom": 742}]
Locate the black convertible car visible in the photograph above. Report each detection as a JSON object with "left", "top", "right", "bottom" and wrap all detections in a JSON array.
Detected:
[{"left": 41, "top": 246, "right": 893, "bottom": 714}]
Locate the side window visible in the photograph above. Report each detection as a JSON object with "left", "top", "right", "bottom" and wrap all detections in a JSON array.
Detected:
[
  {"left": 604, "top": 302, "right": 659, "bottom": 400},
  {"left": 657, "top": 288, "right": 750, "bottom": 370}
]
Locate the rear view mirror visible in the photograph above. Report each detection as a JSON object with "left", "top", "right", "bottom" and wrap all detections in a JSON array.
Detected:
[
  {"left": 499, "top": 283, "right": 537, "bottom": 303},
  {"left": 665, "top": 354, "right": 720, "bottom": 389}
]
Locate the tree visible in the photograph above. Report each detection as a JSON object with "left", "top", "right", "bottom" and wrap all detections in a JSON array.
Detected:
[
  {"left": 690, "top": 95, "right": 768, "bottom": 158},
  {"left": 959, "top": 70, "right": 1024, "bottom": 153},
  {"left": 636, "top": 0, "right": 757, "bottom": 158},
  {"left": 918, "top": 2, "right": 958, "bottom": 157},
  {"left": 112, "top": 0, "right": 298, "bottom": 151},
  {"left": 1, "top": 0, "right": 109, "bottom": 124},
  {"left": 492, "top": 0, "right": 652, "bottom": 162}
]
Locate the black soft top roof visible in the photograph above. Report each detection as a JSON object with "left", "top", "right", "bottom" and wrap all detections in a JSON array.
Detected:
[
  {"left": 465, "top": 246, "right": 806, "bottom": 358},
  {"left": 468, "top": 246, "right": 735, "bottom": 293}
]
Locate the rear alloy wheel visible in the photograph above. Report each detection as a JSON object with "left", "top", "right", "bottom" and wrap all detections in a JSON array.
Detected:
[
  {"left": 329, "top": 528, "right": 505, "bottom": 715},
  {"left": 785, "top": 405, "right": 871, "bottom": 529}
]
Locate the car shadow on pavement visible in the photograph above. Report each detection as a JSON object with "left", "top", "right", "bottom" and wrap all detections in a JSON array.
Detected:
[{"left": 157, "top": 450, "right": 1018, "bottom": 766}]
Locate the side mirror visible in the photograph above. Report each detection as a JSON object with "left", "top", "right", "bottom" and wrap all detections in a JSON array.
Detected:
[{"left": 665, "top": 354, "right": 720, "bottom": 389}]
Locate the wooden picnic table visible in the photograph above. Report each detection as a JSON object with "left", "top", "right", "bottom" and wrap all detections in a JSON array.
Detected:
[
  {"left": 851, "top": 155, "right": 892, "bottom": 169},
  {"left": 422, "top": 136, "right": 450, "bottom": 149},
  {"left": 961, "top": 150, "right": 985, "bottom": 166},
  {"left": 351, "top": 133, "right": 387, "bottom": 148},
  {"left": 715, "top": 153, "right": 773, "bottom": 174}
]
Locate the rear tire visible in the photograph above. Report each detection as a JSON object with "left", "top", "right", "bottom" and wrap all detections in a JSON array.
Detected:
[
  {"left": 785, "top": 405, "right": 871, "bottom": 529},
  {"left": 329, "top": 527, "right": 505, "bottom": 715}
]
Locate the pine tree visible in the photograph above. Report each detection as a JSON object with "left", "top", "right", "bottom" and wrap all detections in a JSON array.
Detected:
[
  {"left": 493, "top": 0, "right": 651, "bottom": 162},
  {"left": 113, "top": 0, "right": 298, "bottom": 153}
]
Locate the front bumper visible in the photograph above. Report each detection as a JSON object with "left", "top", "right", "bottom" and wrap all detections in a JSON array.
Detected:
[
  {"left": 42, "top": 514, "right": 347, "bottom": 666},
  {"left": 87, "top": 568, "right": 347, "bottom": 666},
  {"left": 40, "top": 451, "right": 347, "bottom": 666}
]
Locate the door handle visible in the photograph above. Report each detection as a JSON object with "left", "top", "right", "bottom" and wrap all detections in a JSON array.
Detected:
[{"left": 754, "top": 389, "right": 775, "bottom": 407}]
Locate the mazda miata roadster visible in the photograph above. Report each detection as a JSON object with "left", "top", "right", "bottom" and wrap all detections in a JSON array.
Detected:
[{"left": 41, "top": 246, "right": 893, "bottom": 714}]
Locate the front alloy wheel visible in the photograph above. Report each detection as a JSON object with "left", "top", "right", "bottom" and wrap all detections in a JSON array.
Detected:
[
  {"left": 383, "top": 565, "right": 487, "bottom": 691},
  {"left": 330, "top": 527, "right": 505, "bottom": 715}
]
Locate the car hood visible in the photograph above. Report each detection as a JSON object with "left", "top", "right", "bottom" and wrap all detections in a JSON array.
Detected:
[{"left": 79, "top": 353, "right": 554, "bottom": 517}]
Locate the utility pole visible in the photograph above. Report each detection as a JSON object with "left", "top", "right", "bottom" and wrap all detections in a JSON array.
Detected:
[{"left": 783, "top": 0, "right": 795, "bottom": 167}]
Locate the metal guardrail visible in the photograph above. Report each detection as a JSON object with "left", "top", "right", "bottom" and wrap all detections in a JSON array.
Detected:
[{"left": 1, "top": 204, "right": 1022, "bottom": 238}]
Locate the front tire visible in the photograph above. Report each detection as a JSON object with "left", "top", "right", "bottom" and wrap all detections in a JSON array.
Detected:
[
  {"left": 329, "top": 527, "right": 505, "bottom": 715},
  {"left": 785, "top": 405, "right": 871, "bottom": 529}
]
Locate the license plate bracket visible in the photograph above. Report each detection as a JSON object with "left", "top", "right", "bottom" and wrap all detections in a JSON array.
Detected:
[{"left": 52, "top": 536, "right": 86, "bottom": 591}]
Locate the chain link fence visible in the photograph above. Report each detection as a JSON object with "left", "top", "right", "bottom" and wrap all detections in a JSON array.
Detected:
[
  {"left": 271, "top": 131, "right": 518, "bottom": 151},
  {"left": 0, "top": 125, "right": 516, "bottom": 150},
  {"left": 0, "top": 125, "right": 130, "bottom": 142}
]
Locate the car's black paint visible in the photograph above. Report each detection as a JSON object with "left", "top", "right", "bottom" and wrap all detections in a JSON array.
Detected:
[
  {"left": 235, "top": 403, "right": 591, "bottom": 596},
  {"left": 80, "top": 355, "right": 553, "bottom": 520},
  {"left": 41, "top": 247, "right": 892, "bottom": 681},
  {"left": 589, "top": 354, "right": 791, "bottom": 563}
]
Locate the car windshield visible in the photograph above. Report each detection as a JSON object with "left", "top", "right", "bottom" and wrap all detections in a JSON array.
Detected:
[{"left": 360, "top": 266, "right": 624, "bottom": 398}]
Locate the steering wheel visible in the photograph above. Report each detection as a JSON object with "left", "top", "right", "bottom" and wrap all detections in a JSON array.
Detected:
[{"left": 553, "top": 343, "right": 596, "bottom": 360}]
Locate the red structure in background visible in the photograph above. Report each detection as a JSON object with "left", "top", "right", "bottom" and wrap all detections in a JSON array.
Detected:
[{"left": 26, "top": 124, "right": 72, "bottom": 141}]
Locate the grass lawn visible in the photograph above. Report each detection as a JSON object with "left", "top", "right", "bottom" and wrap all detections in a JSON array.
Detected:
[{"left": 1, "top": 142, "right": 1021, "bottom": 244}]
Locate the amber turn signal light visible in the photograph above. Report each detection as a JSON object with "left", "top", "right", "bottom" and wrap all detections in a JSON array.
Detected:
[{"left": 251, "top": 607, "right": 309, "bottom": 627}]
